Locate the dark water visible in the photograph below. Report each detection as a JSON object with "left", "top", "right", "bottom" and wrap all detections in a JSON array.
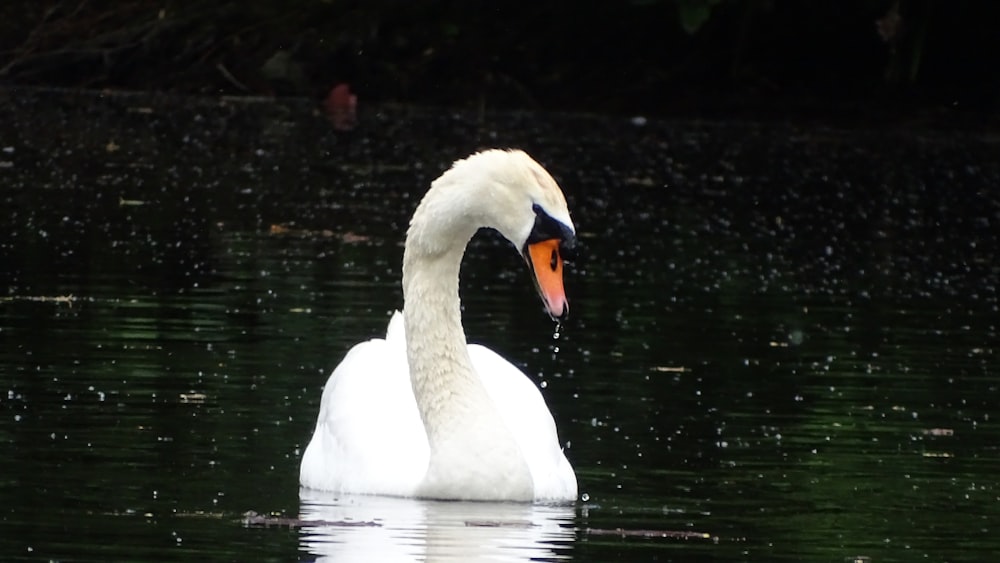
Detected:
[{"left": 1, "top": 88, "right": 998, "bottom": 562}]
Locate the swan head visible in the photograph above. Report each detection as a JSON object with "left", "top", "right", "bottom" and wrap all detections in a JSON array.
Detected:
[
  {"left": 424, "top": 149, "right": 576, "bottom": 320},
  {"left": 521, "top": 201, "right": 576, "bottom": 321}
]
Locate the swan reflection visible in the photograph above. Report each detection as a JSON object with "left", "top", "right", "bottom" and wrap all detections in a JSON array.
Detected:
[{"left": 299, "top": 489, "right": 576, "bottom": 562}]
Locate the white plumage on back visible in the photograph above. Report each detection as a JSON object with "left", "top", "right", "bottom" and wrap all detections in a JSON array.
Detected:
[{"left": 300, "top": 313, "right": 426, "bottom": 496}]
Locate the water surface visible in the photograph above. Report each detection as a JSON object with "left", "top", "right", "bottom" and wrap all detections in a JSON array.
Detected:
[{"left": 1, "top": 88, "right": 998, "bottom": 561}]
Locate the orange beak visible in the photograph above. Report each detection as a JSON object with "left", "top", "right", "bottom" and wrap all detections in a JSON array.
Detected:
[{"left": 525, "top": 238, "right": 568, "bottom": 320}]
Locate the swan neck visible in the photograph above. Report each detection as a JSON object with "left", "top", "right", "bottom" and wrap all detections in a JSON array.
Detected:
[
  {"left": 401, "top": 180, "right": 480, "bottom": 390},
  {"left": 402, "top": 243, "right": 470, "bottom": 389},
  {"left": 400, "top": 185, "right": 534, "bottom": 500}
]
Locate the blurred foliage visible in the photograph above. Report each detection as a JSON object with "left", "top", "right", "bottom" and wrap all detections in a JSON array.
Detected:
[
  {"left": 0, "top": 0, "right": 997, "bottom": 116},
  {"left": 674, "top": 0, "right": 724, "bottom": 34}
]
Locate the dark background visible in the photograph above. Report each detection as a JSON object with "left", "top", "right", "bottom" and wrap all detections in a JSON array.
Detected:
[{"left": 2, "top": 0, "right": 998, "bottom": 122}]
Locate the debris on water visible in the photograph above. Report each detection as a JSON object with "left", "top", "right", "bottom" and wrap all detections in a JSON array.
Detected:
[
  {"left": 464, "top": 520, "right": 534, "bottom": 529},
  {"left": 241, "top": 510, "right": 380, "bottom": 529},
  {"left": 583, "top": 527, "right": 712, "bottom": 540},
  {"left": 179, "top": 393, "right": 207, "bottom": 404},
  {"left": 0, "top": 295, "right": 76, "bottom": 306},
  {"left": 650, "top": 366, "right": 688, "bottom": 373}
]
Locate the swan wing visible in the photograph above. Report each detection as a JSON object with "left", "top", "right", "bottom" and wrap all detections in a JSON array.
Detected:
[
  {"left": 300, "top": 312, "right": 428, "bottom": 496},
  {"left": 468, "top": 344, "right": 578, "bottom": 501}
]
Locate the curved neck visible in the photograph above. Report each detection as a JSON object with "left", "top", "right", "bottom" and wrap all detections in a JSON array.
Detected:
[
  {"left": 401, "top": 243, "right": 473, "bottom": 407},
  {"left": 401, "top": 187, "right": 534, "bottom": 501}
]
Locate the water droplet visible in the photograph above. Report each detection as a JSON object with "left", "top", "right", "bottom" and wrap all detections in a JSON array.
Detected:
[{"left": 581, "top": 492, "right": 590, "bottom": 502}]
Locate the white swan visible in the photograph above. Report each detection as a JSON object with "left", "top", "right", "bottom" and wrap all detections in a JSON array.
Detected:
[{"left": 299, "top": 149, "right": 578, "bottom": 502}]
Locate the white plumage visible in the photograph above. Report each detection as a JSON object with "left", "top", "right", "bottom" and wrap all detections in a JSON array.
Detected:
[{"left": 299, "top": 149, "right": 577, "bottom": 502}]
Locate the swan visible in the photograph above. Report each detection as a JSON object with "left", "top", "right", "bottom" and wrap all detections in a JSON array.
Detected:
[{"left": 299, "top": 149, "right": 578, "bottom": 502}]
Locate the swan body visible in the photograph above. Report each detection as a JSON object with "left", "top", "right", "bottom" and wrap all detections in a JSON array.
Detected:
[{"left": 300, "top": 149, "right": 578, "bottom": 502}]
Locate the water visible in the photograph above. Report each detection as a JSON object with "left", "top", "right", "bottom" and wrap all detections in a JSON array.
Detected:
[{"left": 1, "top": 88, "right": 998, "bottom": 561}]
